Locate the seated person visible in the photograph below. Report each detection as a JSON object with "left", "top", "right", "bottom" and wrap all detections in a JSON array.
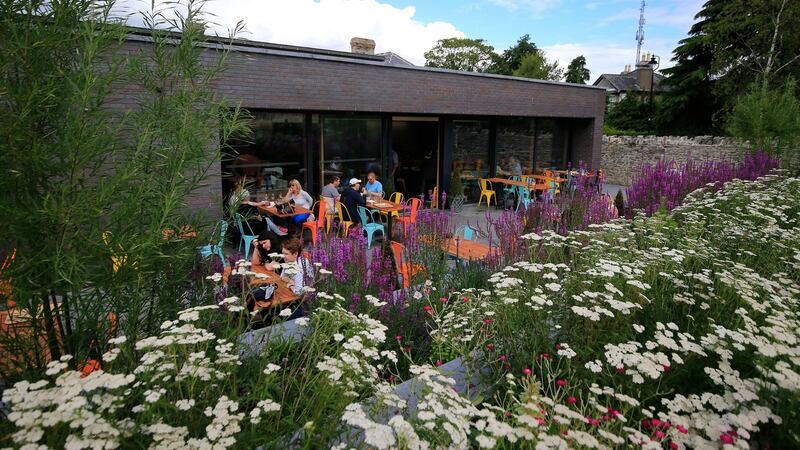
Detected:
[
  {"left": 363, "top": 172, "right": 383, "bottom": 199},
  {"left": 282, "top": 179, "right": 314, "bottom": 225},
  {"left": 251, "top": 230, "right": 282, "bottom": 269},
  {"left": 280, "top": 238, "right": 314, "bottom": 296},
  {"left": 320, "top": 175, "right": 341, "bottom": 214},
  {"left": 341, "top": 178, "right": 366, "bottom": 226}
]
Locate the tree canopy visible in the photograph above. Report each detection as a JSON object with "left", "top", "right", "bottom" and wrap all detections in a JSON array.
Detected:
[
  {"left": 512, "top": 51, "right": 563, "bottom": 81},
  {"left": 489, "top": 34, "right": 538, "bottom": 75},
  {"left": 565, "top": 55, "right": 590, "bottom": 84},
  {"left": 423, "top": 37, "right": 496, "bottom": 72}
]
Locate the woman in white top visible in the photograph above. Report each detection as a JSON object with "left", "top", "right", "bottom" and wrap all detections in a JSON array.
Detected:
[{"left": 283, "top": 179, "right": 314, "bottom": 225}]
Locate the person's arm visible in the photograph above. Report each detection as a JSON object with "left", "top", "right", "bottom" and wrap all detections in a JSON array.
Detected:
[
  {"left": 251, "top": 241, "right": 262, "bottom": 266},
  {"left": 356, "top": 191, "right": 367, "bottom": 207},
  {"left": 301, "top": 190, "right": 313, "bottom": 207}
]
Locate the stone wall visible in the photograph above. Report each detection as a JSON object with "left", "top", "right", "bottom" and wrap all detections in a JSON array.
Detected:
[{"left": 601, "top": 135, "right": 746, "bottom": 186}]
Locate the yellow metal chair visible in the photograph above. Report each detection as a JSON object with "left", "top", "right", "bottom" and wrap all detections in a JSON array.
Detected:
[
  {"left": 478, "top": 178, "right": 496, "bottom": 207},
  {"left": 320, "top": 195, "right": 337, "bottom": 234},
  {"left": 102, "top": 231, "right": 131, "bottom": 272},
  {"left": 335, "top": 201, "right": 355, "bottom": 237},
  {"left": 429, "top": 186, "right": 439, "bottom": 209},
  {"left": 379, "top": 192, "right": 404, "bottom": 222}
]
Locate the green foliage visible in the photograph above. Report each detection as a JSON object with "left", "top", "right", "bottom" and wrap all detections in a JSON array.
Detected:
[
  {"left": 726, "top": 79, "right": 800, "bottom": 173},
  {"left": 423, "top": 37, "right": 496, "bottom": 72},
  {"left": 488, "top": 34, "right": 538, "bottom": 75},
  {"left": 0, "top": 0, "right": 247, "bottom": 378},
  {"left": 660, "top": 0, "right": 800, "bottom": 135},
  {"left": 449, "top": 167, "right": 464, "bottom": 197},
  {"left": 512, "top": 51, "right": 563, "bottom": 81},
  {"left": 605, "top": 94, "right": 650, "bottom": 133},
  {"left": 564, "top": 55, "right": 590, "bottom": 84}
]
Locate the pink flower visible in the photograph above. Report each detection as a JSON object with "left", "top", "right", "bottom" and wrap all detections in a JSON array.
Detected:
[
  {"left": 555, "top": 343, "right": 561, "bottom": 350},
  {"left": 486, "top": 343, "right": 494, "bottom": 351},
  {"left": 567, "top": 396, "right": 577, "bottom": 405},
  {"left": 436, "top": 360, "right": 443, "bottom": 366},
  {"left": 720, "top": 434, "right": 734, "bottom": 444},
  {"left": 655, "top": 430, "right": 666, "bottom": 440},
  {"left": 522, "top": 368, "right": 532, "bottom": 376},
  {"left": 536, "top": 418, "right": 545, "bottom": 426},
  {"left": 499, "top": 354, "right": 507, "bottom": 362},
  {"left": 556, "top": 379, "right": 567, "bottom": 387},
  {"left": 676, "top": 425, "right": 688, "bottom": 434},
  {"left": 504, "top": 411, "right": 512, "bottom": 418},
  {"left": 483, "top": 318, "right": 493, "bottom": 325},
  {"left": 395, "top": 335, "right": 402, "bottom": 341},
  {"left": 503, "top": 363, "right": 510, "bottom": 371},
  {"left": 662, "top": 364, "right": 671, "bottom": 372},
  {"left": 423, "top": 305, "right": 432, "bottom": 312},
  {"left": 440, "top": 296, "right": 448, "bottom": 303},
  {"left": 462, "top": 296, "right": 470, "bottom": 302},
  {"left": 669, "top": 442, "right": 679, "bottom": 450},
  {"left": 616, "top": 366, "right": 625, "bottom": 373}
]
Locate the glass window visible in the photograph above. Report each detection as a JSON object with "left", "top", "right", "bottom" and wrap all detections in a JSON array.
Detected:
[
  {"left": 496, "top": 118, "right": 536, "bottom": 176},
  {"left": 535, "top": 119, "right": 568, "bottom": 170},
  {"left": 223, "top": 112, "right": 307, "bottom": 204},
  {"left": 321, "top": 115, "right": 382, "bottom": 189},
  {"left": 453, "top": 120, "right": 490, "bottom": 202}
]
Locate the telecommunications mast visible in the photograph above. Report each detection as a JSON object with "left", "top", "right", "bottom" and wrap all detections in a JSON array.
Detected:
[{"left": 635, "top": 0, "right": 646, "bottom": 63}]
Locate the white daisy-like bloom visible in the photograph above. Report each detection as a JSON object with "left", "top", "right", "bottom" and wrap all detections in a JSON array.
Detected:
[
  {"left": 262, "top": 363, "right": 281, "bottom": 375},
  {"left": 205, "top": 273, "right": 222, "bottom": 282},
  {"left": 412, "top": 291, "right": 423, "bottom": 300},
  {"left": 278, "top": 308, "right": 292, "bottom": 317}
]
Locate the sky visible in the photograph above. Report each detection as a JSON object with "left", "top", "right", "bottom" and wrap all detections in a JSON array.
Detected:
[{"left": 117, "top": 0, "right": 706, "bottom": 82}]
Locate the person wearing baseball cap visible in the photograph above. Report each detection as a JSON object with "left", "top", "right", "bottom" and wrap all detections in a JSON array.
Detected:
[{"left": 341, "top": 177, "right": 366, "bottom": 226}]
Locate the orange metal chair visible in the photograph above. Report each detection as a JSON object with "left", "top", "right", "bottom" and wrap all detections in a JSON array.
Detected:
[
  {"left": 301, "top": 201, "right": 327, "bottom": 245},
  {"left": 390, "top": 241, "right": 425, "bottom": 289},
  {"left": 478, "top": 178, "right": 496, "bottom": 207},
  {"left": 78, "top": 312, "right": 118, "bottom": 378},
  {"left": 1, "top": 249, "right": 16, "bottom": 308},
  {"left": 320, "top": 195, "right": 337, "bottom": 234},
  {"left": 395, "top": 198, "right": 422, "bottom": 237}
]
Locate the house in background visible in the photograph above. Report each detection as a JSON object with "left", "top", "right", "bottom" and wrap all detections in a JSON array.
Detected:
[{"left": 593, "top": 53, "right": 670, "bottom": 105}]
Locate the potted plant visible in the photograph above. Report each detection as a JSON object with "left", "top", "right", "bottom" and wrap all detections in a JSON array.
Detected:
[{"left": 449, "top": 168, "right": 467, "bottom": 213}]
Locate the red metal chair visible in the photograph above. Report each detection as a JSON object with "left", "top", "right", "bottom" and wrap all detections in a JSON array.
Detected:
[
  {"left": 301, "top": 201, "right": 327, "bottom": 245},
  {"left": 390, "top": 241, "right": 425, "bottom": 289}
]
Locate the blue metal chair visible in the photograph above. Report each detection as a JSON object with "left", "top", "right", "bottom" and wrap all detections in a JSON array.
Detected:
[
  {"left": 234, "top": 213, "right": 258, "bottom": 260},
  {"left": 357, "top": 206, "right": 384, "bottom": 248},
  {"left": 454, "top": 225, "right": 478, "bottom": 241},
  {"left": 198, "top": 220, "right": 228, "bottom": 267},
  {"left": 516, "top": 184, "right": 533, "bottom": 211}
]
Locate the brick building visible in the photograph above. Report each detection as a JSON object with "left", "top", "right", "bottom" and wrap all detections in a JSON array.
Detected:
[{"left": 116, "top": 30, "right": 605, "bottom": 213}]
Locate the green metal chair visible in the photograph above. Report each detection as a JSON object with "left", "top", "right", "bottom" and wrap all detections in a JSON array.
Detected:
[
  {"left": 234, "top": 213, "right": 258, "bottom": 260},
  {"left": 357, "top": 206, "right": 384, "bottom": 248},
  {"left": 198, "top": 220, "right": 228, "bottom": 267}
]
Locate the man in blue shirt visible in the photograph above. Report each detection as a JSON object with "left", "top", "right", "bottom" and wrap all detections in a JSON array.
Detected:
[{"left": 363, "top": 172, "right": 383, "bottom": 199}]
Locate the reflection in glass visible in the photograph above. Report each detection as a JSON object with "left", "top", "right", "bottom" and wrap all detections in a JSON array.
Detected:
[
  {"left": 224, "top": 112, "right": 307, "bottom": 205},
  {"left": 453, "top": 120, "right": 490, "bottom": 202},
  {"left": 496, "top": 118, "right": 536, "bottom": 176},
  {"left": 321, "top": 116, "right": 382, "bottom": 188},
  {"left": 535, "top": 119, "right": 567, "bottom": 170}
]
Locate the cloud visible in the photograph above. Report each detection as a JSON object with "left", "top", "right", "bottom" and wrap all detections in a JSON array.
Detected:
[
  {"left": 598, "top": 0, "right": 704, "bottom": 29},
  {"left": 542, "top": 39, "right": 676, "bottom": 83},
  {"left": 486, "top": 0, "right": 562, "bottom": 14},
  {"left": 115, "top": 0, "right": 465, "bottom": 65}
]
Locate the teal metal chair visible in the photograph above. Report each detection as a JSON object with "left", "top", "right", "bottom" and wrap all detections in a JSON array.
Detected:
[
  {"left": 357, "top": 206, "right": 384, "bottom": 248},
  {"left": 516, "top": 184, "right": 533, "bottom": 211},
  {"left": 234, "top": 213, "right": 258, "bottom": 260},
  {"left": 198, "top": 220, "right": 228, "bottom": 267},
  {"left": 454, "top": 225, "right": 478, "bottom": 241},
  {"left": 503, "top": 175, "right": 520, "bottom": 199}
]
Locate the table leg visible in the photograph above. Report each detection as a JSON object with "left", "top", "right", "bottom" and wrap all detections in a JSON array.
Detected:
[{"left": 387, "top": 212, "right": 393, "bottom": 243}]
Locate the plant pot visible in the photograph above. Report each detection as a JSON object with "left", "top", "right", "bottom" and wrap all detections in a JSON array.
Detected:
[{"left": 450, "top": 195, "right": 467, "bottom": 213}]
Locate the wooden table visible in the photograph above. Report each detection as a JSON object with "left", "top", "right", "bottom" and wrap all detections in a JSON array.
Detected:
[
  {"left": 485, "top": 178, "right": 547, "bottom": 192},
  {"left": 443, "top": 238, "right": 496, "bottom": 261},
  {"left": 222, "top": 265, "right": 301, "bottom": 310},
  {"left": 0, "top": 306, "right": 64, "bottom": 373},
  {"left": 528, "top": 174, "right": 567, "bottom": 184},
  {"left": 259, "top": 204, "right": 313, "bottom": 219},
  {"left": 367, "top": 199, "right": 403, "bottom": 242}
]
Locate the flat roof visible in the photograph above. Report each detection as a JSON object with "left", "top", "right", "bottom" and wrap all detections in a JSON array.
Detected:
[{"left": 125, "top": 26, "right": 605, "bottom": 92}]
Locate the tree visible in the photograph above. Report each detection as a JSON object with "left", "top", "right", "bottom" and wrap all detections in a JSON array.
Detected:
[
  {"left": 726, "top": 79, "right": 800, "bottom": 173},
  {"left": 565, "top": 55, "right": 590, "bottom": 84},
  {"left": 660, "top": 0, "right": 800, "bottom": 135},
  {"left": 512, "top": 51, "right": 563, "bottom": 81},
  {"left": 424, "top": 37, "right": 496, "bottom": 72},
  {"left": 489, "top": 34, "right": 538, "bottom": 75},
  {"left": 605, "top": 94, "right": 650, "bottom": 132}
]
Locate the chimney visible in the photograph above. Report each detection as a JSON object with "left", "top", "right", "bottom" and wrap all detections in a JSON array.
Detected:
[
  {"left": 635, "top": 54, "right": 653, "bottom": 92},
  {"left": 350, "top": 37, "right": 375, "bottom": 55}
]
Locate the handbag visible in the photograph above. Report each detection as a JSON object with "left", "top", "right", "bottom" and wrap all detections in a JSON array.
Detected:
[{"left": 251, "top": 283, "right": 278, "bottom": 302}]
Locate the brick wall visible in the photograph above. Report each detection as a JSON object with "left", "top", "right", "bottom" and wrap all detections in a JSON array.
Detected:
[{"left": 601, "top": 135, "right": 746, "bottom": 186}]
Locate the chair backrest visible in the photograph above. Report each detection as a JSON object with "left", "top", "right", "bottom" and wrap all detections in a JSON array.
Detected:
[
  {"left": 389, "top": 241, "right": 409, "bottom": 288},
  {"left": 517, "top": 185, "right": 531, "bottom": 200},
  {"left": 234, "top": 213, "right": 248, "bottom": 236},
  {"left": 389, "top": 192, "right": 404, "bottom": 204},
  {"left": 454, "top": 225, "right": 477, "bottom": 241},
  {"left": 356, "top": 206, "right": 370, "bottom": 225},
  {"left": 479, "top": 178, "right": 489, "bottom": 191},
  {"left": 216, "top": 220, "right": 228, "bottom": 247},
  {"left": 336, "top": 201, "right": 352, "bottom": 222},
  {"left": 312, "top": 201, "right": 326, "bottom": 227},
  {"left": 405, "top": 198, "right": 422, "bottom": 222},
  {"left": 509, "top": 175, "right": 521, "bottom": 182}
]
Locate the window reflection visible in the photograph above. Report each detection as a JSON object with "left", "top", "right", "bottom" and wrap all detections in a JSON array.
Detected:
[
  {"left": 321, "top": 116, "right": 382, "bottom": 186},
  {"left": 453, "top": 120, "right": 490, "bottom": 202},
  {"left": 535, "top": 119, "right": 567, "bottom": 170},
  {"left": 496, "top": 118, "right": 536, "bottom": 176}
]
